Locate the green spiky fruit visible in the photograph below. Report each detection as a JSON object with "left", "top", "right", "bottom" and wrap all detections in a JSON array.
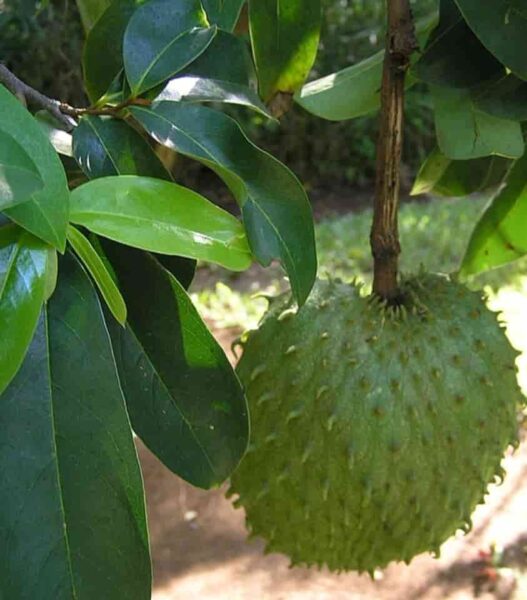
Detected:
[{"left": 228, "top": 274, "right": 523, "bottom": 572}]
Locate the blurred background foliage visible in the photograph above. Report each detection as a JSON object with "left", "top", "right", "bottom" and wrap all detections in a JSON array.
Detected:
[{"left": 0, "top": 0, "right": 437, "bottom": 188}]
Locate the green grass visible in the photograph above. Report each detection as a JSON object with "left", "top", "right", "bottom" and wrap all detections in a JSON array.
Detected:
[{"left": 192, "top": 195, "right": 527, "bottom": 392}]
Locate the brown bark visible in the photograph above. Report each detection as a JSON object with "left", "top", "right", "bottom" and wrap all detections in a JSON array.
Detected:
[{"left": 370, "top": 0, "right": 417, "bottom": 301}]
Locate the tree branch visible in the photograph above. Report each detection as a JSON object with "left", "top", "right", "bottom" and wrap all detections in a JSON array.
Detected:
[
  {"left": 0, "top": 64, "right": 151, "bottom": 131},
  {"left": 370, "top": 0, "right": 418, "bottom": 301}
]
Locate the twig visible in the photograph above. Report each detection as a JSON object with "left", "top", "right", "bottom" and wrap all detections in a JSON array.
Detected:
[
  {"left": 370, "top": 0, "right": 418, "bottom": 301},
  {"left": 0, "top": 64, "right": 77, "bottom": 130},
  {"left": 0, "top": 64, "right": 150, "bottom": 131}
]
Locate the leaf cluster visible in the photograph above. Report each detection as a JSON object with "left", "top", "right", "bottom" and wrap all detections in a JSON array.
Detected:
[
  {"left": 297, "top": 0, "right": 527, "bottom": 276},
  {"left": 0, "top": 0, "right": 321, "bottom": 595}
]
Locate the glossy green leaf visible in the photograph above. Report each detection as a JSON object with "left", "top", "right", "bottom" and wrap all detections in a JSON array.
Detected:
[
  {"left": 454, "top": 0, "right": 527, "bottom": 81},
  {"left": 123, "top": 0, "right": 216, "bottom": 95},
  {"left": 67, "top": 224, "right": 127, "bottom": 324},
  {"left": 0, "top": 85, "right": 69, "bottom": 250},
  {"left": 70, "top": 175, "right": 252, "bottom": 271},
  {"left": 202, "top": 0, "right": 244, "bottom": 30},
  {"left": 295, "top": 14, "right": 436, "bottom": 122},
  {"left": 0, "top": 253, "right": 151, "bottom": 597},
  {"left": 72, "top": 116, "right": 196, "bottom": 283},
  {"left": 473, "top": 74, "right": 527, "bottom": 121},
  {"left": 178, "top": 30, "right": 257, "bottom": 87},
  {"left": 249, "top": 0, "right": 321, "bottom": 101},
  {"left": 44, "top": 246, "right": 58, "bottom": 300},
  {"left": 131, "top": 103, "right": 316, "bottom": 305},
  {"left": 0, "top": 225, "right": 51, "bottom": 394},
  {"left": 414, "top": 0, "right": 504, "bottom": 89},
  {"left": 101, "top": 241, "right": 248, "bottom": 488},
  {"left": 83, "top": 0, "right": 141, "bottom": 102},
  {"left": 155, "top": 76, "right": 272, "bottom": 117},
  {"left": 295, "top": 49, "right": 384, "bottom": 121},
  {"left": 75, "top": 0, "right": 111, "bottom": 32},
  {"left": 412, "top": 147, "right": 511, "bottom": 197},
  {"left": 461, "top": 153, "right": 527, "bottom": 276},
  {"left": 0, "top": 129, "right": 43, "bottom": 210},
  {"left": 432, "top": 86, "right": 524, "bottom": 160},
  {"left": 73, "top": 115, "right": 170, "bottom": 180}
]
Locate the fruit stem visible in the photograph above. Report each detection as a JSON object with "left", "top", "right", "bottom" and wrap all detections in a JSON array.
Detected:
[{"left": 370, "top": 0, "right": 418, "bottom": 301}]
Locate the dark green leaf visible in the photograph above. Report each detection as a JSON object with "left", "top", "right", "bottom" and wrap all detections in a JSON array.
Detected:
[
  {"left": 432, "top": 86, "right": 524, "bottom": 160},
  {"left": 473, "top": 74, "right": 527, "bottom": 121},
  {"left": 202, "top": 0, "right": 244, "bottom": 31},
  {"left": 154, "top": 254, "right": 196, "bottom": 289},
  {"left": 0, "top": 85, "right": 69, "bottom": 250},
  {"left": 131, "top": 103, "right": 316, "bottom": 305},
  {"left": 0, "top": 129, "right": 43, "bottom": 210},
  {"left": 295, "top": 13, "right": 436, "bottom": 121},
  {"left": 155, "top": 76, "right": 272, "bottom": 117},
  {"left": 83, "top": 0, "right": 140, "bottom": 102},
  {"left": 102, "top": 241, "right": 248, "bottom": 488},
  {"left": 461, "top": 153, "right": 527, "bottom": 276},
  {"left": 414, "top": 0, "right": 504, "bottom": 89},
  {"left": 44, "top": 246, "right": 58, "bottom": 300},
  {"left": 249, "top": 0, "right": 321, "bottom": 100},
  {"left": 178, "top": 30, "right": 257, "bottom": 87},
  {"left": 412, "top": 147, "right": 511, "bottom": 197},
  {"left": 0, "top": 253, "right": 151, "bottom": 597},
  {"left": 123, "top": 0, "right": 216, "bottom": 95},
  {"left": 69, "top": 175, "right": 252, "bottom": 271},
  {"left": 0, "top": 225, "right": 51, "bottom": 394},
  {"left": 73, "top": 115, "right": 170, "bottom": 180},
  {"left": 67, "top": 224, "right": 127, "bottom": 324},
  {"left": 454, "top": 0, "right": 527, "bottom": 81}
]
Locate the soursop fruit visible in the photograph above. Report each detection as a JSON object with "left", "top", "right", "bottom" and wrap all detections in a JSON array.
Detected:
[{"left": 228, "top": 274, "right": 524, "bottom": 572}]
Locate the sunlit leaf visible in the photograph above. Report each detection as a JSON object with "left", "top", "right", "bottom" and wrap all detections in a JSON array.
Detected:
[
  {"left": 0, "top": 224, "right": 51, "bottom": 394},
  {"left": 155, "top": 76, "right": 272, "bottom": 117},
  {"left": 67, "top": 224, "right": 127, "bottom": 324},
  {"left": 69, "top": 175, "right": 252, "bottom": 271},
  {"left": 0, "top": 85, "right": 69, "bottom": 250},
  {"left": 461, "top": 153, "right": 527, "bottom": 276},
  {"left": 295, "top": 13, "right": 437, "bottom": 121},
  {"left": 249, "top": 0, "right": 321, "bottom": 101}
]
